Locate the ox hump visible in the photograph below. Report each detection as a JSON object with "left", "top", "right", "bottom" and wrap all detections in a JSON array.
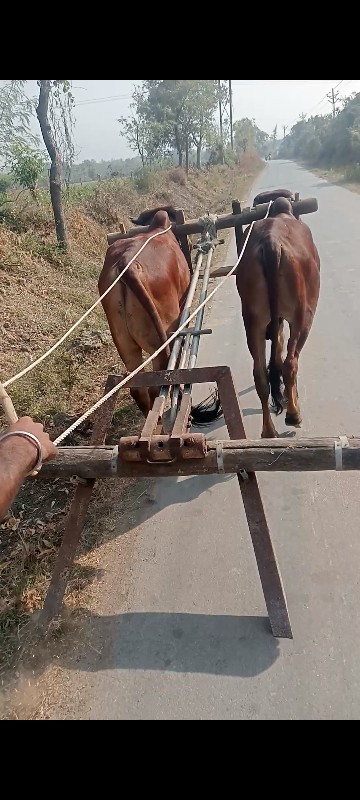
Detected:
[
  {"left": 149, "top": 209, "right": 172, "bottom": 231},
  {"left": 269, "top": 197, "right": 294, "bottom": 218}
]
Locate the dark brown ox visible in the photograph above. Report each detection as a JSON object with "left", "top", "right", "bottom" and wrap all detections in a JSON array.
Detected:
[
  {"left": 130, "top": 205, "right": 178, "bottom": 226},
  {"left": 236, "top": 197, "right": 320, "bottom": 438},
  {"left": 99, "top": 209, "right": 190, "bottom": 416},
  {"left": 253, "top": 189, "right": 294, "bottom": 207}
]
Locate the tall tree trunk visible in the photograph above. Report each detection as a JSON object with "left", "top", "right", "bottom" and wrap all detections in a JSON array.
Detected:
[
  {"left": 174, "top": 124, "right": 183, "bottom": 167},
  {"left": 36, "top": 80, "right": 68, "bottom": 249},
  {"left": 197, "top": 143, "right": 202, "bottom": 169},
  {"left": 185, "top": 138, "right": 189, "bottom": 174}
]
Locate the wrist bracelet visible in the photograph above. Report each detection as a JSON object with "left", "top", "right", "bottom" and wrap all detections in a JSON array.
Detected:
[{"left": 0, "top": 431, "right": 43, "bottom": 476}]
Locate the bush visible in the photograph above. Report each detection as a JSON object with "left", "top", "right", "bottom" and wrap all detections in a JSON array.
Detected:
[
  {"left": 0, "top": 208, "right": 23, "bottom": 232},
  {"left": 345, "top": 163, "right": 360, "bottom": 183},
  {"left": 9, "top": 144, "right": 47, "bottom": 196},
  {"left": 133, "top": 167, "right": 156, "bottom": 193},
  {"left": 0, "top": 174, "right": 13, "bottom": 194},
  {"left": 86, "top": 188, "right": 120, "bottom": 227},
  {"left": 169, "top": 167, "right": 187, "bottom": 186},
  {"left": 208, "top": 141, "right": 226, "bottom": 167}
]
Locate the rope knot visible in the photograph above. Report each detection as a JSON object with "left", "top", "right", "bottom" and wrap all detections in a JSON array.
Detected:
[{"left": 197, "top": 214, "right": 220, "bottom": 254}]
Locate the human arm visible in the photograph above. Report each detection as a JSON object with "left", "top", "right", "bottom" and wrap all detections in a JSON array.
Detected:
[{"left": 0, "top": 418, "right": 57, "bottom": 520}]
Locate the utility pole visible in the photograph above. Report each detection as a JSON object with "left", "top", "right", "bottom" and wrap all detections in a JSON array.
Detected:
[
  {"left": 283, "top": 125, "right": 287, "bottom": 140},
  {"left": 218, "top": 80, "right": 224, "bottom": 163},
  {"left": 218, "top": 80, "right": 224, "bottom": 142},
  {"left": 229, "top": 79, "right": 234, "bottom": 150},
  {"left": 327, "top": 87, "right": 339, "bottom": 118}
]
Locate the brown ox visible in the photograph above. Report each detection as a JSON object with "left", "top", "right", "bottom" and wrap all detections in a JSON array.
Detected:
[
  {"left": 99, "top": 209, "right": 190, "bottom": 416},
  {"left": 236, "top": 196, "right": 320, "bottom": 438},
  {"left": 130, "top": 205, "right": 193, "bottom": 265}
]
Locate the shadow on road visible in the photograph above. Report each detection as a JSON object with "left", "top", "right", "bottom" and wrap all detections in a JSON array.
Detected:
[
  {"left": 62, "top": 612, "right": 280, "bottom": 678},
  {"left": 310, "top": 181, "right": 338, "bottom": 191},
  {"left": 238, "top": 384, "right": 255, "bottom": 398},
  {"left": 242, "top": 407, "right": 262, "bottom": 418}
]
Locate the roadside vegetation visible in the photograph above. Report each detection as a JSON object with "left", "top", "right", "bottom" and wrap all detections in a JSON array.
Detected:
[{"left": 280, "top": 92, "right": 360, "bottom": 189}]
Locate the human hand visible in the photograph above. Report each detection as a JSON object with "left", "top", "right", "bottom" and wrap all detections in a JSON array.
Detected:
[{"left": 8, "top": 417, "right": 58, "bottom": 463}]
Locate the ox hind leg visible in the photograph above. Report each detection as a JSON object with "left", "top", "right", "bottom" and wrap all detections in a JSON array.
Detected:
[
  {"left": 122, "top": 342, "right": 153, "bottom": 417},
  {"left": 101, "top": 287, "right": 152, "bottom": 416},
  {"left": 107, "top": 324, "right": 152, "bottom": 416},
  {"left": 245, "top": 314, "right": 277, "bottom": 439},
  {"left": 266, "top": 318, "right": 285, "bottom": 374},
  {"left": 283, "top": 316, "right": 311, "bottom": 428}
]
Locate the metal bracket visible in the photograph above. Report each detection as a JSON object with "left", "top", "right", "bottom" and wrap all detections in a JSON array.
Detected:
[
  {"left": 176, "top": 328, "right": 213, "bottom": 338},
  {"left": 72, "top": 476, "right": 92, "bottom": 487},
  {"left": 335, "top": 436, "right": 350, "bottom": 471},
  {"left": 216, "top": 441, "right": 225, "bottom": 474},
  {"left": 238, "top": 469, "right": 249, "bottom": 483},
  {"left": 119, "top": 433, "right": 207, "bottom": 463}
]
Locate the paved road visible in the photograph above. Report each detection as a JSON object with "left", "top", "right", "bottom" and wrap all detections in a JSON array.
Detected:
[{"left": 54, "top": 161, "right": 360, "bottom": 720}]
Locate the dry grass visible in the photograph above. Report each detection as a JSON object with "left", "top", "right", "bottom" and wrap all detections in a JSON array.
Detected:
[
  {"left": 0, "top": 153, "right": 263, "bottom": 676},
  {"left": 308, "top": 165, "right": 360, "bottom": 196}
]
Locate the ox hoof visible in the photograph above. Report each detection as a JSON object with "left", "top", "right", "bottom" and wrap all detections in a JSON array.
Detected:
[
  {"left": 285, "top": 413, "right": 302, "bottom": 428},
  {"left": 261, "top": 430, "right": 278, "bottom": 439}
]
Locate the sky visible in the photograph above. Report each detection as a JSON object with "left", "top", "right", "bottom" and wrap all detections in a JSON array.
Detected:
[{"left": 25, "top": 80, "right": 360, "bottom": 163}]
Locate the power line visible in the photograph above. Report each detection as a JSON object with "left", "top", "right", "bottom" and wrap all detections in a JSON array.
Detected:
[
  {"left": 75, "top": 94, "right": 132, "bottom": 107},
  {"left": 341, "top": 80, "right": 354, "bottom": 92},
  {"left": 286, "top": 81, "right": 349, "bottom": 131}
]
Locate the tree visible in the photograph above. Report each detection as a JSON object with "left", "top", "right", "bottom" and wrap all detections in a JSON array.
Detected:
[
  {"left": 234, "top": 118, "right": 270, "bottom": 156},
  {"left": 8, "top": 143, "right": 46, "bottom": 202},
  {"left": 36, "top": 80, "right": 74, "bottom": 249},
  {"left": 119, "top": 115, "right": 161, "bottom": 168},
  {"left": 138, "top": 80, "right": 189, "bottom": 167},
  {"left": 83, "top": 160, "right": 98, "bottom": 181},
  {"left": 0, "top": 80, "right": 36, "bottom": 165},
  {"left": 234, "top": 118, "right": 256, "bottom": 152},
  {"left": 184, "top": 81, "right": 218, "bottom": 168},
  {"left": 120, "top": 81, "right": 219, "bottom": 170},
  {"left": 279, "top": 94, "right": 360, "bottom": 167}
]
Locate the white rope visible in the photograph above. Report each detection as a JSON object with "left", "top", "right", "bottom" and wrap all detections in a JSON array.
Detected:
[
  {"left": 2, "top": 225, "right": 172, "bottom": 389},
  {"left": 54, "top": 210, "right": 269, "bottom": 446}
]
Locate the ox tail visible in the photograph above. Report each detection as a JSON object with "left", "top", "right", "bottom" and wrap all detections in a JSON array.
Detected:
[
  {"left": 191, "top": 388, "right": 223, "bottom": 426},
  {"left": 261, "top": 240, "right": 284, "bottom": 415},
  {"left": 122, "top": 264, "right": 171, "bottom": 360}
]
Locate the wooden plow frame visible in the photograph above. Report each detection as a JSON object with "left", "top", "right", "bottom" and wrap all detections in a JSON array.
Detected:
[{"left": 38, "top": 195, "right": 321, "bottom": 639}]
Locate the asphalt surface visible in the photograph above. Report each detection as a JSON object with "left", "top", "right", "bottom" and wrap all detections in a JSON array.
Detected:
[{"left": 53, "top": 161, "right": 360, "bottom": 720}]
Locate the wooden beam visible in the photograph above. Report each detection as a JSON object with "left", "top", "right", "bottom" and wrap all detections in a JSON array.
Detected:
[
  {"left": 232, "top": 199, "right": 243, "bottom": 258},
  {"left": 37, "top": 437, "right": 360, "bottom": 480},
  {"left": 107, "top": 197, "right": 319, "bottom": 245}
]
